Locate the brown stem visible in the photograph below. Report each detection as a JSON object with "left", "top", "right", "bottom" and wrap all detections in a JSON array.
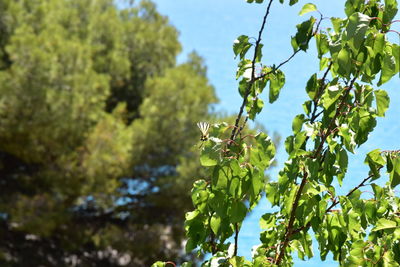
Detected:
[
  {"left": 240, "top": 15, "right": 325, "bottom": 134},
  {"left": 230, "top": 0, "right": 274, "bottom": 142},
  {"left": 291, "top": 167, "right": 382, "bottom": 236},
  {"left": 313, "top": 74, "right": 358, "bottom": 158},
  {"left": 234, "top": 223, "right": 239, "bottom": 256},
  {"left": 325, "top": 167, "right": 382, "bottom": 212},
  {"left": 310, "top": 62, "right": 333, "bottom": 123},
  {"left": 275, "top": 73, "right": 359, "bottom": 264},
  {"left": 275, "top": 171, "right": 308, "bottom": 264}
]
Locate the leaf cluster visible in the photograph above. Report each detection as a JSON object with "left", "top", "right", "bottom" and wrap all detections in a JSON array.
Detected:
[{"left": 155, "top": 0, "right": 400, "bottom": 266}]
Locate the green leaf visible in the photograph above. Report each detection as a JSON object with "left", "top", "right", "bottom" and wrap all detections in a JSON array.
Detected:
[
  {"left": 236, "top": 59, "right": 252, "bottom": 79},
  {"left": 255, "top": 43, "right": 263, "bottom": 62},
  {"left": 382, "top": 0, "right": 399, "bottom": 24},
  {"left": 348, "top": 240, "right": 365, "bottom": 263},
  {"left": 336, "top": 147, "right": 348, "bottom": 185},
  {"left": 293, "top": 17, "right": 316, "bottom": 51},
  {"left": 390, "top": 156, "right": 400, "bottom": 188},
  {"left": 269, "top": 70, "right": 285, "bottom": 103},
  {"left": 233, "top": 35, "right": 252, "bottom": 59},
  {"left": 378, "top": 50, "right": 396, "bottom": 86},
  {"left": 383, "top": 251, "right": 398, "bottom": 266},
  {"left": 331, "top": 17, "right": 343, "bottom": 34},
  {"left": 256, "top": 98, "right": 264, "bottom": 113},
  {"left": 305, "top": 158, "right": 320, "bottom": 180},
  {"left": 337, "top": 47, "right": 352, "bottom": 77},
  {"left": 185, "top": 238, "right": 196, "bottom": 252},
  {"left": 151, "top": 261, "right": 166, "bottom": 267},
  {"left": 229, "top": 201, "right": 247, "bottom": 223},
  {"left": 374, "top": 90, "right": 390, "bottom": 117},
  {"left": 364, "top": 149, "right": 385, "bottom": 179},
  {"left": 292, "top": 114, "right": 305, "bottom": 134},
  {"left": 319, "top": 57, "right": 329, "bottom": 70},
  {"left": 372, "top": 218, "right": 397, "bottom": 231},
  {"left": 321, "top": 85, "right": 341, "bottom": 110},
  {"left": 371, "top": 183, "right": 383, "bottom": 199},
  {"left": 250, "top": 168, "right": 264, "bottom": 197},
  {"left": 228, "top": 256, "right": 246, "bottom": 267},
  {"left": 365, "top": 149, "right": 386, "bottom": 167},
  {"left": 346, "top": 12, "right": 370, "bottom": 52},
  {"left": 329, "top": 39, "right": 342, "bottom": 58},
  {"left": 285, "top": 132, "right": 307, "bottom": 157},
  {"left": 210, "top": 215, "right": 221, "bottom": 235},
  {"left": 250, "top": 132, "right": 275, "bottom": 170},
  {"left": 373, "top": 33, "right": 386, "bottom": 56},
  {"left": 209, "top": 191, "right": 228, "bottom": 217},
  {"left": 229, "top": 177, "right": 241, "bottom": 198},
  {"left": 393, "top": 43, "right": 400, "bottom": 75},
  {"left": 292, "top": 240, "right": 305, "bottom": 260},
  {"left": 200, "top": 144, "right": 219, "bottom": 166},
  {"left": 284, "top": 184, "right": 298, "bottom": 215},
  {"left": 305, "top": 73, "right": 318, "bottom": 100},
  {"left": 238, "top": 79, "right": 248, "bottom": 97},
  {"left": 185, "top": 210, "right": 199, "bottom": 221},
  {"left": 299, "top": 3, "right": 317, "bottom": 16},
  {"left": 265, "top": 182, "right": 279, "bottom": 206},
  {"left": 365, "top": 200, "right": 376, "bottom": 220},
  {"left": 302, "top": 100, "right": 312, "bottom": 116},
  {"left": 315, "top": 33, "right": 329, "bottom": 59},
  {"left": 350, "top": 107, "right": 377, "bottom": 145},
  {"left": 212, "top": 165, "right": 229, "bottom": 189},
  {"left": 259, "top": 213, "right": 276, "bottom": 229},
  {"left": 291, "top": 36, "right": 299, "bottom": 51}
]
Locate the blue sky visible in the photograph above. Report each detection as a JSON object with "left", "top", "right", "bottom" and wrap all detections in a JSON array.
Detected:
[{"left": 151, "top": 1, "right": 400, "bottom": 266}]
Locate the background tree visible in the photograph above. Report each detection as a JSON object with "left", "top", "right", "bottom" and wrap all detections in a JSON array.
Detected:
[{"left": 0, "top": 0, "right": 224, "bottom": 265}]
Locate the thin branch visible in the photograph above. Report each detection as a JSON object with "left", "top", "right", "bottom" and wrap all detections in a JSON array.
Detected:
[
  {"left": 310, "top": 62, "right": 333, "bottom": 123},
  {"left": 325, "top": 167, "right": 382, "bottom": 212},
  {"left": 238, "top": 14, "right": 326, "bottom": 133},
  {"left": 234, "top": 223, "right": 239, "bottom": 256},
  {"left": 312, "top": 74, "right": 358, "bottom": 158},
  {"left": 275, "top": 73, "right": 359, "bottom": 264},
  {"left": 275, "top": 171, "right": 308, "bottom": 264},
  {"left": 272, "top": 49, "right": 301, "bottom": 72},
  {"left": 230, "top": 0, "right": 275, "bottom": 142},
  {"left": 291, "top": 167, "right": 383, "bottom": 236},
  {"left": 313, "top": 12, "right": 324, "bottom": 35},
  {"left": 256, "top": 13, "right": 326, "bottom": 83},
  {"left": 253, "top": 48, "right": 301, "bottom": 82}
]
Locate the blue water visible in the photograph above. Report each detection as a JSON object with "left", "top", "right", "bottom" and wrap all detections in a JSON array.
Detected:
[{"left": 151, "top": 0, "right": 400, "bottom": 265}]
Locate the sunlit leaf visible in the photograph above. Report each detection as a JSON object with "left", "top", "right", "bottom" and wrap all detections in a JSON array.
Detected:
[{"left": 299, "top": 3, "right": 317, "bottom": 16}]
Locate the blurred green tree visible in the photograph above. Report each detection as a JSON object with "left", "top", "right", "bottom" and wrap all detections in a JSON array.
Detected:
[{"left": 0, "top": 0, "right": 218, "bottom": 265}]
